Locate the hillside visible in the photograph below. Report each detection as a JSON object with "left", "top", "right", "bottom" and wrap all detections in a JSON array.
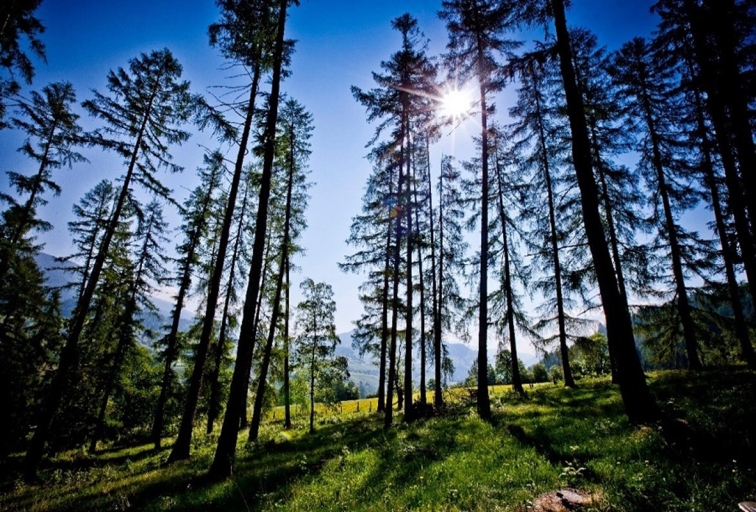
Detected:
[{"left": 2, "top": 369, "right": 754, "bottom": 511}]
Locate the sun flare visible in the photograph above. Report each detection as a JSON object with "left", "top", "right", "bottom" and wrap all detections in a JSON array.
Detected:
[{"left": 440, "top": 88, "right": 471, "bottom": 118}]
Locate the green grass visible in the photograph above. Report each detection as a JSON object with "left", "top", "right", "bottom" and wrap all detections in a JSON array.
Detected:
[{"left": 2, "top": 369, "right": 755, "bottom": 511}]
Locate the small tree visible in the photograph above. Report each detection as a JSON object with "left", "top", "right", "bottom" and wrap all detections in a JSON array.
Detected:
[{"left": 294, "top": 278, "right": 340, "bottom": 433}]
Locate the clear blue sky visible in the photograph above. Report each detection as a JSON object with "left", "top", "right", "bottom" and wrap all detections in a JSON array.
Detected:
[{"left": 1, "top": 0, "right": 658, "bottom": 334}]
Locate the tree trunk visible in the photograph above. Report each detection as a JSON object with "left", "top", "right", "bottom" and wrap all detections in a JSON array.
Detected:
[
  {"left": 249, "top": 120, "right": 296, "bottom": 443},
  {"left": 283, "top": 260, "right": 292, "bottom": 428},
  {"left": 550, "top": 0, "right": 658, "bottom": 423},
  {"left": 430, "top": 156, "right": 443, "bottom": 410},
  {"left": 170, "top": 57, "right": 263, "bottom": 463},
  {"left": 493, "top": 148, "right": 524, "bottom": 395},
  {"left": 476, "top": 55, "right": 492, "bottom": 421},
  {"left": 208, "top": 0, "right": 288, "bottom": 479}
]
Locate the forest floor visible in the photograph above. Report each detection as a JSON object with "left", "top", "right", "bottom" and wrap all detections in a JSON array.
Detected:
[{"left": 1, "top": 369, "right": 755, "bottom": 511}]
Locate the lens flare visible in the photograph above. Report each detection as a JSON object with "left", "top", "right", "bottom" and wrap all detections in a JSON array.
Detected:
[{"left": 440, "top": 88, "right": 471, "bottom": 119}]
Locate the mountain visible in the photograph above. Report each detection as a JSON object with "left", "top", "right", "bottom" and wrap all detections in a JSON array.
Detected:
[
  {"left": 34, "top": 252, "right": 194, "bottom": 340},
  {"left": 335, "top": 330, "right": 540, "bottom": 397}
]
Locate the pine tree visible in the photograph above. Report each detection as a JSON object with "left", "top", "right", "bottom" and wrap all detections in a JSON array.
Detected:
[
  {"left": 506, "top": 55, "right": 581, "bottom": 388},
  {"left": 151, "top": 151, "right": 226, "bottom": 448},
  {"left": 0, "top": 0, "right": 45, "bottom": 128},
  {"left": 440, "top": 0, "right": 518, "bottom": 420},
  {"left": 24, "top": 49, "right": 206, "bottom": 478},
  {"left": 508, "top": 0, "right": 659, "bottom": 423},
  {"left": 90, "top": 198, "right": 168, "bottom": 451},
  {"left": 352, "top": 12, "right": 438, "bottom": 425},
  {"left": 171, "top": 0, "right": 281, "bottom": 461},
  {"left": 611, "top": 37, "right": 713, "bottom": 370},
  {"left": 208, "top": 0, "right": 294, "bottom": 479},
  {"left": 248, "top": 96, "right": 312, "bottom": 442}
]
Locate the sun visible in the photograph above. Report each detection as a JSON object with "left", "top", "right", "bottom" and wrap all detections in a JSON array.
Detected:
[{"left": 440, "top": 88, "right": 471, "bottom": 119}]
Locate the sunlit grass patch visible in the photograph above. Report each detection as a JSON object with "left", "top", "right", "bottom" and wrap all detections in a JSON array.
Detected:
[{"left": 2, "top": 370, "right": 754, "bottom": 511}]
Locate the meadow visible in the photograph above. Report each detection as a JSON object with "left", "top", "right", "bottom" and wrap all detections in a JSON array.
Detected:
[{"left": 1, "top": 369, "right": 754, "bottom": 511}]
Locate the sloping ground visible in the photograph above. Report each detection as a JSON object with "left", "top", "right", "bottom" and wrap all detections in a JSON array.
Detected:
[{"left": 2, "top": 369, "right": 754, "bottom": 511}]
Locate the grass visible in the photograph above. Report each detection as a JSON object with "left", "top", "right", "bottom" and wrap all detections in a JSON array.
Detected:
[{"left": 1, "top": 369, "right": 755, "bottom": 511}]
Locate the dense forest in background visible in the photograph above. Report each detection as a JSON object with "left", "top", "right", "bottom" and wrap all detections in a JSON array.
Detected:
[{"left": 1, "top": 0, "right": 755, "bottom": 491}]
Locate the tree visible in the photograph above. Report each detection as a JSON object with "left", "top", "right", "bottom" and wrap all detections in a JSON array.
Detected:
[
  {"left": 1, "top": 82, "right": 85, "bottom": 258},
  {"left": 170, "top": 0, "right": 280, "bottom": 461},
  {"left": 24, "top": 49, "right": 206, "bottom": 478},
  {"left": 89, "top": 198, "right": 168, "bottom": 452},
  {"left": 248, "top": 96, "right": 312, "bottom": 443},
  {"left": 440, "top": 0, "right": 518, "bottom": 420},
  {"left": 0, "top": 0, "right": 45, "bottom": 127},
  {"left": 506, "top": 55, "right": 580, "bottom": 388},
  {"left": 610, "top": 37, "right": 712, "bottom": 370},
  {"left": 294, "top": 278, "right": 340, "bottom": 433},
  {"left": 151, "top": 151, "right": 226, "bottom": 448},
  {"left": 351, "top": 13, "right": 438, "bottom": 424},
  {"left": 208, "top": 0, "right": 293, "bottom": 479},
  {"left": 509, "top": 0, "right": 659, "bottom": 423}
]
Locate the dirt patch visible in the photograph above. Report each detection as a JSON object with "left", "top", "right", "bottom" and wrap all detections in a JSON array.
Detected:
[{"left": 529, "top": 488, "right": 594, "bottom": 511}]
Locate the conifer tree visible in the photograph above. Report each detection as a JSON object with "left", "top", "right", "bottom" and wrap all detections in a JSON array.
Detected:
[
  {"left": 152, "top": 151, "right": 226, "bottom": 448},
  {"left": 24, "top": 49, "right": 207, "bottom": 478},
  {"left": 209, "top": 0, "right": 294, "bottom": 479},
  {"left": 508, "top": 0, "right": 659, "bottom": 423},
  {"left": 248, "top": 96, "right": 312, "bottom": 442},
  {"left": 610, "top": 37, "right": 712, "bottom": 370},
  {"left": 0, "top": 0, "right": 45, "bottom": 128},
  {"left": 90, "top": 199, "right": 168, "bottom": 451},
  {"left": 440, "top": 0, "right": 518, "bottom": 420},
  {"left": 352, "top": 13, "right": 437, "bottom": 424},
  {"left": 171, "top": 0, "right": 280, "bottom": 461},
  {"left": 293, "top": 278, "right": 340, "bottom": 434}
]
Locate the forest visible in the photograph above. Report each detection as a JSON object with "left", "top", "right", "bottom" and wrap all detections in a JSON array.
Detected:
[{"left": 1, "top": 0, "right": 755, "bottom": 510}]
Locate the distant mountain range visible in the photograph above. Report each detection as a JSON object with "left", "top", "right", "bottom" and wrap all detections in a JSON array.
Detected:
[
  {"left": 335, "top": 330, "right": 540, "bottom": 397},
  {"left": 34, "top": 252, "right": 193, "bottom": 338}
]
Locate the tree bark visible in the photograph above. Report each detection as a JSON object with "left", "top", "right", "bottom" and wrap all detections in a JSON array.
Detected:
[{"left": 550, "top": 0, "right": 658, "bottom": 423}]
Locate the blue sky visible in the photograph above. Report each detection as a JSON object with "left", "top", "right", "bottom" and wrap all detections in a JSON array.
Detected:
[{"left": 1, "top": 0, "right": 659, "bottom": 336}]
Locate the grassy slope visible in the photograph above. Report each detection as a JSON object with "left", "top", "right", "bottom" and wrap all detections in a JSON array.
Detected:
[{"left": 2, "top": 369, "right": 755, "bottom": 511}]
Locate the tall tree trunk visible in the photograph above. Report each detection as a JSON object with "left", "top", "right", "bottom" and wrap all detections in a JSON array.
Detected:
[
  {"left": 249, "top": 120, "right": 295, "bottom": 442},
  {"left": 404, "top": 128, "right": 414, "bottom": 420},
  {"left": 594, "top": 160, "right": 623, "bottom": 384},
  {"left": 682, "top": 0, "right": 756, "bottom": 304},
  {"left": 377, "top": 165, "right": 396, "bottom": 413},
  {"left": 550, "top": 0, "right": 658, "bottom": 423},
  {"left": 208, "top": 0, "right": 288, "bottom": 479},
  {"left": 476, "top": 53, "right": 492, "bottom": 421},
  {"left": 429, "top": 155, "right": 443, "bottom": 409},
  {"left": 207, "top": 182, "right": 252, "bottom": 434},
  {"left": 687, "top": 67, "right": 755, "bottom": 368},
  {"left": 413, "top": 166, "right": 427, "bottom": 405},
  {"left": 493, "top": 150, "right": 524, "bottom": 395},
  {"left": 384, "top": 149, "right": 405, "bottom": 429},
  {"left": 170, "top": 58, "right": 263, "bottom": 463},
  {"left": 530, "top": 72, "right": 575, "bottom": 387},
  {"left": 283, "top": 259, "right": 292, "bottom": 428}
]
